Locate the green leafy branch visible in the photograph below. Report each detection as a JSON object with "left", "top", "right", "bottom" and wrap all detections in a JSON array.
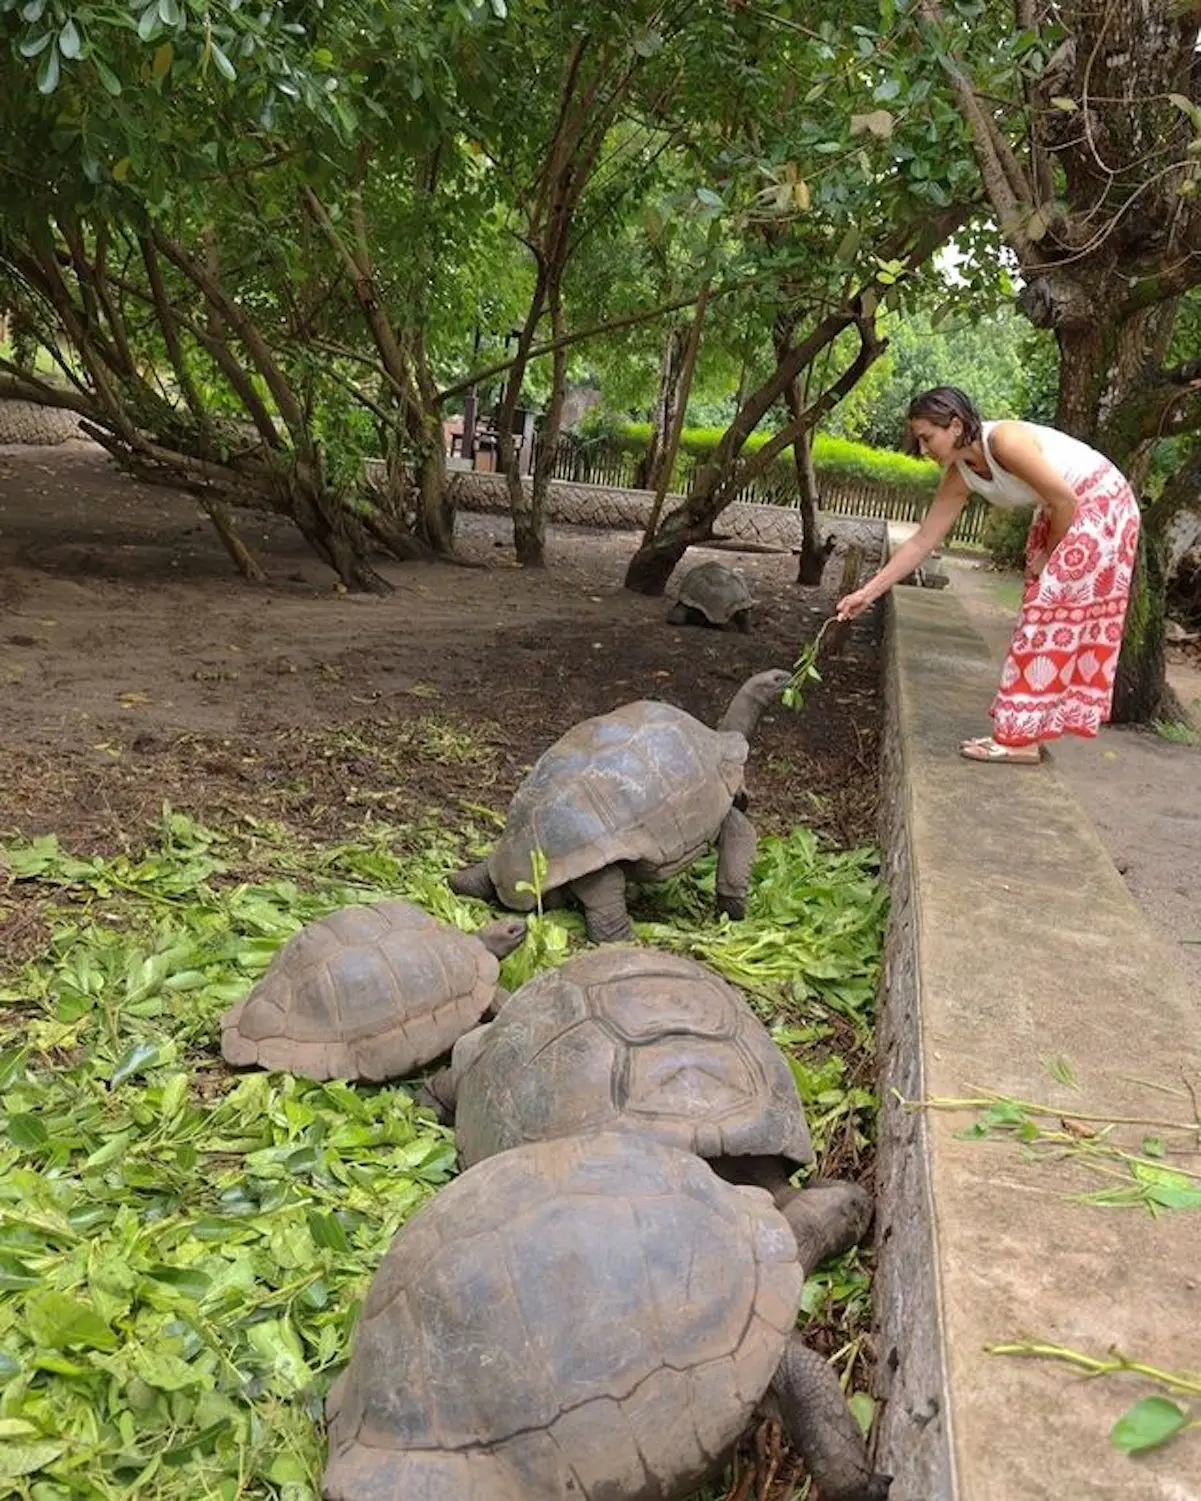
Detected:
[
  {"left": 780, "top": 615, "right": 839, "bottom": 711},
  {"left": 987, "top": 1340, "right": 1201, "bottom": 1455},
  {"left": 913, "top": 1086, "right": 1201, "bottom": 1214}
]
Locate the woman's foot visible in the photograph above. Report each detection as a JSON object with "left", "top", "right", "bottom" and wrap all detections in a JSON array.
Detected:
[{"left": 959, "top": 736, "right": 1042, "bottom": 764}]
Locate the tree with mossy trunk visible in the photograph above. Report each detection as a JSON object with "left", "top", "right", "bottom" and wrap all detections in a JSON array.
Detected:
[{"left": 912, "top": 0, "right": 1201, "bottom": 721}]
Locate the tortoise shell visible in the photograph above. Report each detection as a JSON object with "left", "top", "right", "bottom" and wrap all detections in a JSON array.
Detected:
[
  {"left": 219, "top": 901, "right": 518, "bottom": 1082},
  {"left": 322, "top": 1132, "right": 802, "bottom": 1500},
  {"left": 486, "top": 701, "right": 746, "bottom": 909},
  {"left": 676, "top": 560, "right": 754, "bottom": 623},
  {"left": 452, "top": 947, "right": 814, "bottom": 1170}
]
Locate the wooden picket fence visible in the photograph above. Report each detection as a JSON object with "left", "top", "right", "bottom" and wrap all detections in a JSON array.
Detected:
[{"left": 548, "top": 433, "right": 990, "bottom": 546}]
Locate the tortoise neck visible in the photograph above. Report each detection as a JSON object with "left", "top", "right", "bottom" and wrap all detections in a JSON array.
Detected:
[{"left": 717, "top": 684, "right": 770, "bottom": 739}]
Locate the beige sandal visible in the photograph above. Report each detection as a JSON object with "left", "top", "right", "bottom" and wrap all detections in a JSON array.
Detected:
[{"left": 959, "top": 736, "right": 1042, "bottom": 764}]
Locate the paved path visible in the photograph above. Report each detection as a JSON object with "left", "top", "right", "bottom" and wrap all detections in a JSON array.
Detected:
[{"left": 940, "top": 555, "right": 1201, "bottom": 987}]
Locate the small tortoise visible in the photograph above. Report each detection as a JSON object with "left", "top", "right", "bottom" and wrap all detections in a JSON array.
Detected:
[
  {"left": 448, "top": 668, "right": 790, "bottom": 943},
  {"left": 219, "top": 901, "right": 525, "bottom": 1083},
  {"left": 322, "top": 1132, "right": 889, "bottom": 1501},
  {"left": 439, "top": 948, "right": 815, "bottom": 1219},
  {"left": 667, "top": 559, "right": 754, "bottom": 632}
]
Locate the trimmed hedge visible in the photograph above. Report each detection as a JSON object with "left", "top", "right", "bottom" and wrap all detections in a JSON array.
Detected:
[{"left": 610, "top": 420, "right": 940, "bottom": 491}]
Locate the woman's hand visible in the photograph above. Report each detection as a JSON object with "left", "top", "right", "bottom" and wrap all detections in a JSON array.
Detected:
[
  {"left": 836, "top": 587, "right": 873, "bottom": 621},
  {"left": 1025, "top": 548, "right": 1049, "bottom": 582}
]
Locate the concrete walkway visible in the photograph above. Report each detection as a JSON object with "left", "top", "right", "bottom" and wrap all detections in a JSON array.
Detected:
[
  {"left": 873, "top": 584, "right": 1201, "bottom": 1501},
  {"left": 942, "top": 555, "right": 1201, "bottom": 989}
]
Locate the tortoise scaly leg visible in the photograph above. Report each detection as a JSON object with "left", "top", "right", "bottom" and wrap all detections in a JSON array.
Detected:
[
  {"left": 771, "top": 1336, "right": 892, "bottom": 1501},
  {"left": 448, "top": 861, "right": 499, "bottom": 903},
  {"left": 774, "top": 1178, "right": 874, "bottom": 1270},
  {"left": 570, "top": 866, "right": 634, "bottom": 944},
  {"left": 715, "top": 804, "right": 758, "bottom": 920},
  {"left": 414, "top": 1067, "right": 457, "bottom": 1124}
]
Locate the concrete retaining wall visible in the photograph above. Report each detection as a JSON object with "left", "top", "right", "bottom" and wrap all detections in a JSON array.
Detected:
[
  {"left": 873, "top": 585, "right": 1201, "bottom": 1500},
  {"left": 366, "top": 461, "right": 887, "bottom": 556},
  {"left": 0, "top": 399, "right": 84, "bottom": 446}
]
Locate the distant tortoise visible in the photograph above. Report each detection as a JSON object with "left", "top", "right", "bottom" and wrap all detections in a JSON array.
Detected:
[
  {"left": 322, "top": 1132, "right": 889, "bottom": 1501},
  {"left": 219, "top": 901, "right": 525, "bottom": 1082},
  {"left": 448, "top": 668, "right": 790, "bottom": 943},
  {"left": 435, "top": 946, "right": 819, "bottom": 1224},
  {"left": 667, "top": 560, "right": 754, "bottom": 632}
]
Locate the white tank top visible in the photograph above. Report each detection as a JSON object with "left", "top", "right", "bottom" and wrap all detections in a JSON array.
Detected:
[{"left": 955, "top": 421, "right": 1116, "bottom": 509}]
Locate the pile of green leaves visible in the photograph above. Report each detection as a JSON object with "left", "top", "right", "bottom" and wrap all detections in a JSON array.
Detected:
[{"left": 0, "top": 811, "right": 886, "bottom": 1498}]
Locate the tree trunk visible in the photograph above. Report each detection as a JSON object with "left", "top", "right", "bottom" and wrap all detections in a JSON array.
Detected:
[
  {"left": 523, "top": 288, "right": 569, "bottom": 568},
  {"left": 773, "top": 316, "right": 827, "bottom": 584},
  {"left": 287, "top": 480, "right": 392, "bottom": 594},
  {"left": 624, "top": 297, "right": 888, "bottom": 595},
  {"left": 789, "top": 424, "right": 828, "bottom": 584},
  {"left": 203, "top": 500, "right": 267, "bottom": 582},
  {"left": 633, "top": 321, "right": 690, "bottom": 492},
  {"left": 1050, "top": 311, "right": 1175, "bottom": 721},
  {"left": 624, "top": 458, "right": 733, "bottom": 595},
  {"left": 1111, "top": 529, "right": 1168, "bottom": 722},
  {"left": 414, "top": 426, "right": 454, "bottom": 554}
]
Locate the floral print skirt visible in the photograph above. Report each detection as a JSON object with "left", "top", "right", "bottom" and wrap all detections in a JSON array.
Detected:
[{"left": 992, "top": 464, "right": 1141, "bottom": 746}]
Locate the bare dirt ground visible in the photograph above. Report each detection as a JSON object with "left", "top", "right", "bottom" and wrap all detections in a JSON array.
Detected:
[
  {"left": 0, "top": 441, "right": 882, "bottom": 969},
  {"left": 944, "top": 554, "right": 1201, "bottom": 985}
]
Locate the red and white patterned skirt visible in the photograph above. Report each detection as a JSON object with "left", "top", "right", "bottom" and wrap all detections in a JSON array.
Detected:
[{"left": 992, "top": 464, "right": 1140, "bottom": 747}]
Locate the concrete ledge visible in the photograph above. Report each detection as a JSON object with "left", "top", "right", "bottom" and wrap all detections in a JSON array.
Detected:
[{"left": 873, "top": 586, "right": 1201, "bottom": 1501}]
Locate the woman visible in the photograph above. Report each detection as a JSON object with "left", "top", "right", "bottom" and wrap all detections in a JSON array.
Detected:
[{"left": 837, "top": 386, "right": 1141, "bottom": 763}]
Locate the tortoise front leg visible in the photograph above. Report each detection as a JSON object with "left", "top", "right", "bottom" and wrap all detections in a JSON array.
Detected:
[
  {"left": 773, "top": 1178, "right": 873, "bottom": 1270},
  {"left": 448, "top": 860, "right": 499, "bottom": 903},
  {"left": 771, "top": 1335, "right": 892, "bottom": 1501},
  {"left": 570, "top": 866, "right": 634, "bottom": 944},
  {"left": 413, "top": 1067, "right": 457, "bottom": 1124},
  {"left": 715, "top": 804, "right": 757, "bottom": 920}
]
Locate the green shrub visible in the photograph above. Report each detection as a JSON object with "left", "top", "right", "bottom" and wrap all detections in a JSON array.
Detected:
[
  {"left": 982, "top": 504, "right": 1035, "bottom": 570},
  {"left": 609, "top": 421, "right": 939, "bottom": 492}
]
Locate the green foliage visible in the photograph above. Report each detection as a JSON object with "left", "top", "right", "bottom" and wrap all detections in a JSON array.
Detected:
[
  {"left": 988, "top": 1340, "right": 1201, "bottom": 1458},
  {"left": 1111, "top": 1395, "right": 1190, "bottom": 1454},
  {"left": 608, "top": 420, "right": 939, "bottom": 490},
  {"left": 1151, "top": 718, "right": 1199, "bottom": 746},
  {"left": 0, "top": 809, "right": 887, "bottom": 1496},
  {"left": 782, "top": 616, "right": 838, "bottom": 712},
  {"left": 951, "top": 1089, "right": 1201, "bottom": 1216},
  {"left": 828, "top": 303, "right": 1059, "bottom": 448}
]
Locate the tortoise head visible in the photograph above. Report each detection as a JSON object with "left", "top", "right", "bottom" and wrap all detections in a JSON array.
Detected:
[
  {"left": 476, "top": 916, "right": 528, "bottom": 959},
  {"left": 716, "top": 668, "right": 792, "bottom": 740}
]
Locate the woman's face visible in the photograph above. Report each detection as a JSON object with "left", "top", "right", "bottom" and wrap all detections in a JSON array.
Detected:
[{"left": 909, "top": 416, "right": 963, "bottom": 465}]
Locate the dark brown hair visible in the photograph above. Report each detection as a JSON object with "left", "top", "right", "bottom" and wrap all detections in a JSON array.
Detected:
[{"left": 906, "top": 386, "right": 982, "bottom": 445}]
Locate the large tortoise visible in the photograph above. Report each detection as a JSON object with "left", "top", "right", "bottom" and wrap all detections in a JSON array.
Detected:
[
  {"left": 448, "top": 668, "right": 790, "bottom": 943},
  {"left": 436, "top": 947, "right": 817, "bottom": 1220},
  {"left": 219, "top": 901, "right": 525, "bottom": 1082},
  {"left": 322, "top": 1131, "right": 889, "bottom": 1501},
  {"left": 667, "top": 559, "right": 754, "bottom": 632}
]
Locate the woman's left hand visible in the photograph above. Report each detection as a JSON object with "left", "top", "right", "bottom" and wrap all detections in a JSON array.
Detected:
[{"left": 1025, "top": 548, "right": 1049, "bottom": 582}]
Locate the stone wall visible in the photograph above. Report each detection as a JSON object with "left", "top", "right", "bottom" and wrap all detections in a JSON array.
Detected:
[
  {"left": 871, "top": 585, "right": 1201, "bottom": 1500},
  {"left": 0, "top": 399, "right": 84, "bottom": 446},
  {"left": 364, "top": 461, "right": 887, "bottom": 561},
  {"left": 871, "top": 602, "right": 955, "bottom": 1497}
]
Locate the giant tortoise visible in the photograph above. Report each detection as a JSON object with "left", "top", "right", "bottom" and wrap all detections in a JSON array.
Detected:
[
  {"left": 448, "top": 668, "right": 790, "bottom": 942},
  {"left": 322, "top": 1131, "right": 889, "bottom": 1501},
  {"left": 435, "top": 947, "right": 821, "bottom": 1223},
  {"left": 219, "top": 901, "right": 525, "bottom": 1082},
  {"left": 667, "top": 559, "right": 754, "bottom": 632}
]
